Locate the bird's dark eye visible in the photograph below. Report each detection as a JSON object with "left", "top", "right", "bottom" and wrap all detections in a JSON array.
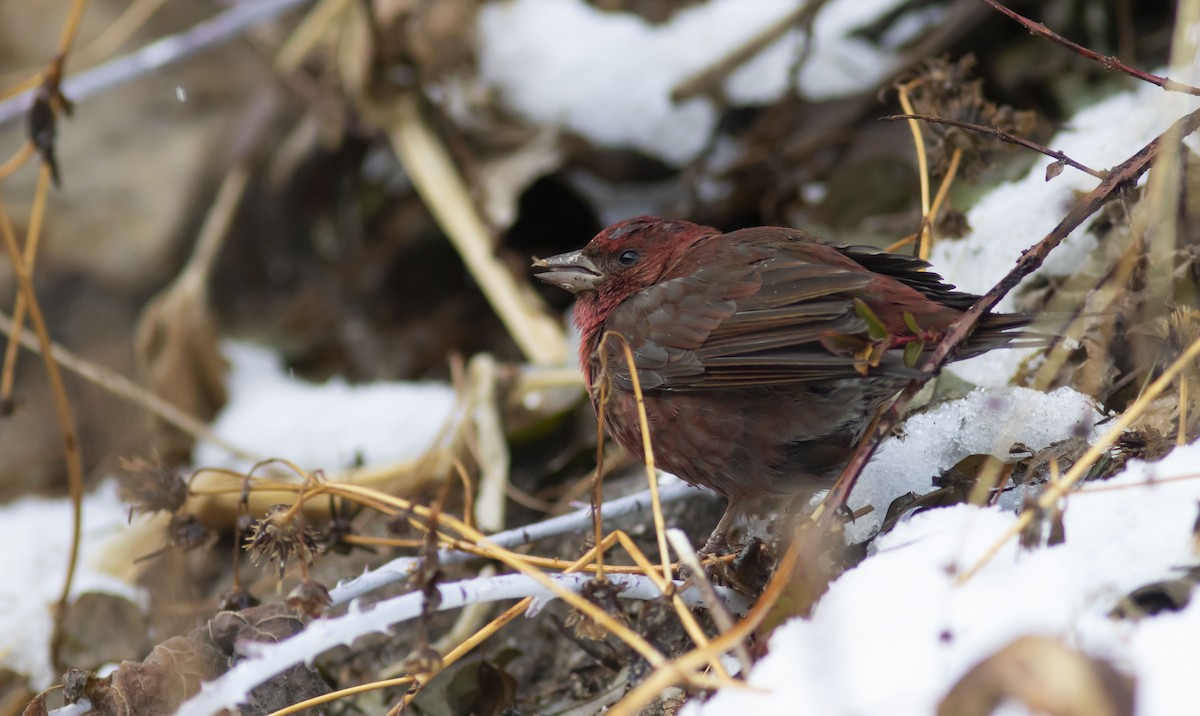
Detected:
[{"left": 618, "top": 250, "right": 640, "bottom": 267}]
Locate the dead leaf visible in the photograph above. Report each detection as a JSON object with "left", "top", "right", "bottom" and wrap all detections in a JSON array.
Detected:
[
  {"left": 938, "top": 635, "right": 1134, "bottom": 716},
  {"left": 58, "top": 592, "right": 150, "bottom": 672},
  {"left": 134, "top": 166, "right": 249, "bottom": 464}
]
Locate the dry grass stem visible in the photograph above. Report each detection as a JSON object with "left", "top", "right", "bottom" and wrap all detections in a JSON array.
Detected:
[
  {"left": 275, "top": 0, "right": 353, "bottom": 72},
  {"left": 68, "top": 0, "right": 171, "bottom": 73},
  {"left": 670, "top": 3, "right": 814, "bottom": 103},
  {"left": 897, "top": 83, "right": 932, "bottom": 258},
  {"left": 666, "top": 529, "right": 752, "bottom": 676},
  {"left": 959, "top": 335, "right": 1200, "bottom": 583},
  {"left": 609, "top": 530, "right": 733, "bottom": 680},
  {"left": 1, "top": 164, "right": 52, "bottom": 404},
  {"left": 0, "top": 142, "right": 35, "bottom": 181},
  {"left": 0, "top": 194, "right": 85, "bottom": 668},
  {"left": 606, "top": 530, "right": 808, "bottom": 716},
  {"left": 600, "top": 332, "right": 673, "bottom": 581},
  {"left": 928, "top": 147, "right": 962, "bottom": 236},
  {"left": 466, "top": 354, "right": 509, "bottom": 532},
  {"left": 265, "top": 675, "right": 416, "bottom": 716},
  {"left": 379, "top": 93, "right": 566, "bottom": 365},
  {"left": 0, "top": 307, "right": 258, "bottom": 459}
]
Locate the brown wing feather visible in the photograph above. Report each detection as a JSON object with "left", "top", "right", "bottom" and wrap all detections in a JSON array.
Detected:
[{"left": 594, "top": 233, "right": 907, "bottom": 391}]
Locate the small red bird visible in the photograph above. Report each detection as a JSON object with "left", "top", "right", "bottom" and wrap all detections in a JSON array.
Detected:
[{"left": 534, "top": 217, "right": 1030, "bottom": 550}]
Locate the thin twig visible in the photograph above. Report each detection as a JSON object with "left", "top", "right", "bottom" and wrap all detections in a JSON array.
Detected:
[
  {"left": 816, "top": 105, "right": 1200, "bottom": 529},
  {"left": 885, "top": 112, "right": 1106, "bottom": 179},
  {"left": 1, "top": 164, "right": 52, "bottom": 406},
  {"left": 896, "top": 84, "right": 932, "bottom": 257},
  {"left": 666, "top": 528, "right": 753, "bottom": 676},
  {"left": 0, "top": 309, "right": 258, "bottom": 460},
  {"left": 378, "top": 92, "right": 566, "bottom": 364},
  {"left": 670, "top": 1, "right": 824, "bottom": 103},
  {"left": 979, "top": 0, "right": 1200, "bottom": 96},
  {"left": 326, "top": 481, "right": 705, "bottom": 605},
  {"left": 0, "top": 197, "right": 85, "bottom": 670},
  {"left": 959, "top": 335, "right": 1200, "bottom": 582},
  {"left": 0, "top": 0, "right": 313, "bottom": 127}
]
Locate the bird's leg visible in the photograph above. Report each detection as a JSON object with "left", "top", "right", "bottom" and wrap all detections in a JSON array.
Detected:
[{"left": 700, "top": 500, "right": 739, "bottom": 555}]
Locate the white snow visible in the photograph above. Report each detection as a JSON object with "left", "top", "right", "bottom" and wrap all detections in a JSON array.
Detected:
[
  {"left": 688, "top": 71, "right": 1200, "bottom": 716},
  {"left": 478, "top": 0, "right": 922, "bottom": 165},
  {"left": 691, "top": 444, "right": 1200, "bottom": 716},
  {"left": 8, "top": 5, "right": 1200, "bottom": 715},
  {"left": 193, "top": 342, "right": 457, "bottom": 472},
  {"left": 0, "top": 481, "right": 143, "bottom": 687},
  {"left": 846, "top": 386, "right": 1100, "bottom": 541},
  {"left": 938, "top": 82, "right": 1200, "bottom": 386},
  {"left": 5, "top": 343, "right": 458, "bottom": 690}
]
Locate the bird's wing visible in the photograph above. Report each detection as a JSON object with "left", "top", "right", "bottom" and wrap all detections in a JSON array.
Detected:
[{"left": 595, "top": 247, "right": 911, "bottom": 391}]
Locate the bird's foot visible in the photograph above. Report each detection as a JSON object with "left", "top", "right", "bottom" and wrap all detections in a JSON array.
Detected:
[
  {"left": 699, "top": 529, "right": 733, "bottom": 558},
  {"left": 698, "top": 500, "right": 740, "bottom": 558}
]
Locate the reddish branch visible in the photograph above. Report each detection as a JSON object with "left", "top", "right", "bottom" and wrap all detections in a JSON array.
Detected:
[
  {"left": 886, "top": 112, "right": 1106, "bottom": 180},
  {"left": 818, "top": 105, "right": 1200, "bottom": 525},
  {"left": 980, "top": 0, "right": 1200, "bottom": 96}
]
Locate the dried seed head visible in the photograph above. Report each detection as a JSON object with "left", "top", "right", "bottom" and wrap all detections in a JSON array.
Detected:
[
  {"left": 117, "top": 456, "right": 188, "bottom": 516},
  {"left": 245, "top": 504, "right": 322, "bottom": 580},
  {"left": 563, "top": 608, "right": 612, "bottom": 642},
  {"left": 1111, "top": 425, "right": 1170, "bottom": 465},
  {"left": 1162, "top": 308, "right": 1200, "bottom": 353},
  {"left": 565, "top": 579, "right": 629, "bottom": 641},
  {"left": 168, "top": 513, "right": 216, "bottom": 551},
  {"left": 901, "top": 55, "right": 1036, "bottom": 178}
]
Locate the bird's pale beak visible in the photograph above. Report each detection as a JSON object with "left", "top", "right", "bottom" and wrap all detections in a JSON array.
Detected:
[{"left": 532, "top": 250, "right": 602, "bottom": 294}]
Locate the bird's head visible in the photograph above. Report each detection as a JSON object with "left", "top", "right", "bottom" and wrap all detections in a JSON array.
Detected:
[{"left": 533, "top": 216, "right": 716, "bottom": 332}]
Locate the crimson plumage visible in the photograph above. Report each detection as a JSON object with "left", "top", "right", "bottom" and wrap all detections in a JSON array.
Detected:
[{"left": 534, "top": 216, "right": 1030, "bottom": 545}]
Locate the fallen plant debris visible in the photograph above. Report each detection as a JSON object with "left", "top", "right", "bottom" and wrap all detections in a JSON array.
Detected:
[
  {"left": 937, "top": 635, "right": 1135, "bottom": 716},
  {"left": 0, "top": 1, "right": 1199, "bottom": 715}
]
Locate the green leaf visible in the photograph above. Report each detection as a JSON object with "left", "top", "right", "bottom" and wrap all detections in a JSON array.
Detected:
[
  {"left": 854, "top": 299, "right": 889, "bottom": 340},
  {"left": 903, "top": 311, "right": 922, "bottom": 336},
  {"left": 904, "top": 340, "right": 924, "bottom": 368}
]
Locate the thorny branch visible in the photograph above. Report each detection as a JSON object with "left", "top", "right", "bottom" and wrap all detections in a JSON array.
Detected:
[
  {"left": 885, "top": 112, "right": 1106, "bottom": 180},
  {"left": 0, "top": 0, "right": 312, "bottom": 127},
  {"left": 979, "top": 0, "right": 1200, "bottom": 96},
  {"left": 818, "top": 105, "right": 1200, "bottom": 527}
]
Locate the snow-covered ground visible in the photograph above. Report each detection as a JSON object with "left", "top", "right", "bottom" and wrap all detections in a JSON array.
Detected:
[
  {"left": 0, "top": 483, "right": 142, "bottom": 688},
  {"left": 478, "top": 0, "right": 930, "bottom": 165},
  {"left": 4, "top": 2, "right": 1199, "bottom": 714},
  {"left": 691, "top": 443, "right": 1200, "bottom": 715}
]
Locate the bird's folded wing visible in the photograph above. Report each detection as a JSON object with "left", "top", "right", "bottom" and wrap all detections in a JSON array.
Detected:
[{"left": 597, "top": 257, "right": 905, "bottom": 391}]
